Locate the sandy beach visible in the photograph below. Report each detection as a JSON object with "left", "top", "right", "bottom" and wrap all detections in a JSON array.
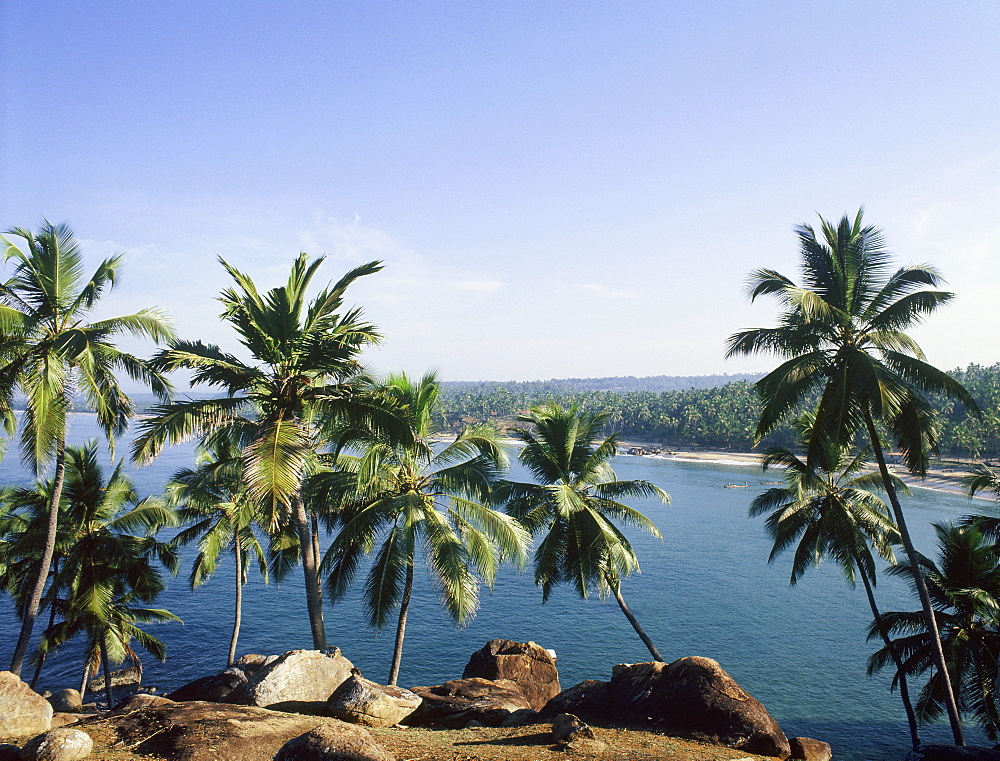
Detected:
[{"left": 619, "top": 443, "right": 989, "bottom": 501}]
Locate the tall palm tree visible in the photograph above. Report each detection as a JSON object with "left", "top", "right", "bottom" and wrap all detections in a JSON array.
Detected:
[
  {"left": 0, "top": 221, "right": 174, "bottom": 676},
  {"left": 323, "top": 371, "right": 528, "bottom": 685},
  {"left": 3, "top": 443, "right": 180, "bottom": 706},
  {"left": 726, "top": 209, "right": 978, "bottom": 743},
  {"left": 749, "top": 418, "right": 921, "bottom": 747},
  {"left": 166, "top": 436, "right": 269, "bottom": 667},
  {"left": 499, "top": 402, "right": 669, "bottom": 661},
  {"left": 133, "top": 253, "right": 406, "bottom": 650},
  {"left": 869, "top": 522, "right": 1000, "bottom": 741}
]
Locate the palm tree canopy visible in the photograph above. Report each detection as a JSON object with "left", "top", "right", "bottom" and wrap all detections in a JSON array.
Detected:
[
  {"left": 749, "top": 421, "right": 903, "bottom": 587},
  {"left": 0, "top": 221, "right": 174, "bottom": 470},
  {"left": 868, "top": 522, "right": 1000, "bottom": 738},
  {"left": 499, "top": 402, "right": 668, "bottom": 601},
  {"left": 323, "top": 371, "right": 528, "bottom": 628},
  {"left": 726, "top": 210, "right": 978, "bottom": 475}
]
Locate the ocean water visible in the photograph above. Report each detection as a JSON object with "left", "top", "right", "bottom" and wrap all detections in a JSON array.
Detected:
[{"left": 1, "top": 413, "right": 996, "bottom": 760}]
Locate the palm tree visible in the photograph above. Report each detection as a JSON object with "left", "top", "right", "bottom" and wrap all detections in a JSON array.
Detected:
[
  {"left": 749, "top": 418, "right": 921, "bottom": 747},
  {"left": 726, "top": 209, "right": 978, "bottom": 743},
  {"left": 869, "top": 522, "right": 1000, "bottom": 741},
  {"left": 166, "top": 436, "right": 269, "bottom": 667},
  {"left": 3, "top": 442, "right": 180, "bottom": 706},
  {"left": 133, "top": 253, "right": 407, "bottom": 650},
  {"left": 0, "top": 221, "right": 174, "bottom": 676},
  {"left": 499, "top": 402, "right": 669, "bottom": 661},
  {"left": 323, "top": 371, "right": 528, "bottom": 685}
]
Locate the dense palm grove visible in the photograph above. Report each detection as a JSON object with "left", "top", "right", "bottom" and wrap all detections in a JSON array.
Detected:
[{"left": 2, "top": 213, "right": 1000, "bottom": 752}]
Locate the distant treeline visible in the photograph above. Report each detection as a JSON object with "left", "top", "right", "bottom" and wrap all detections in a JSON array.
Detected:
[
  {"left": 440, "top": 365, "right": 1000, "bottom": 460},
  {"left": 37, "top": 366, "right": 1000, "bottom": 461}
]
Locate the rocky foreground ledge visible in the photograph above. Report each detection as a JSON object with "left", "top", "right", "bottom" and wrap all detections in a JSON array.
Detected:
[{"left": 1, "top": 639, "right": 997, "bottom": 761}]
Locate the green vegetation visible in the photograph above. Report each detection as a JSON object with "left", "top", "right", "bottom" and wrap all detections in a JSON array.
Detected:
[{"left": 499, "top": 403, "right": 669, "bottom": 661}]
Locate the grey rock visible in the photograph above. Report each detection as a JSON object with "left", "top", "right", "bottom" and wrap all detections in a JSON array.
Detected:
[
  {"left": 46, "top": 691, "right": 82, "bottom": 714},
  {"left": 20, "top": 729, "right": 92, "bottom": 761},
  {"left": 327, "top": 675, "right": 421, "bottom": 727},
  {"left": 0, "top": 672, "right": 53, "bottom": 738},
  {"left": 230, "top": 649, "right": 354, "bottom": 709}
]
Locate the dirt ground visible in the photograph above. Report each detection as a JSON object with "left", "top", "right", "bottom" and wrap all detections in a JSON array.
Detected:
[{"left": 5, "top": 721, "right": 773, "bottom": 761}]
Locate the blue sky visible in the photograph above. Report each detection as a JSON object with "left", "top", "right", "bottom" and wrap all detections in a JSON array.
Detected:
[{"left": 2, "top": 1, "right": 998, "bottom": 382}]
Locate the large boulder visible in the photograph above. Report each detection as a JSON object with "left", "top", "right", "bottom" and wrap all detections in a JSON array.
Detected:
[
  {"left": 326, "top": 675, "right": 421, "bottom": 727},
  {"left": 538, "top": 679, "right": 610, "bottom": 721},
  {"left": 20, "top": 728, "right": 93, "bottom": 761},
  {"left": 540, "top": 657, "right": 790, "bottom": 758},
  {"left": 406, "top": 677, "right": 532, "bottom": 728},
  {"left": 229, "top": 649, "right": 355, "bottom": 711},
  {"left": 168, "top": 670, "right": 247, "bottom": 702},
  {"left": 462, "top": 639, "right": 561, "bottom": 711},
  {"left": 273, "top": 723, "right": 394, "bottom": 761},
  {"left": 88, "top": 701, "right": 328, "bottom": 761},
  {"left": 0, "top": 672, "right": 53, "bottom": 738}
]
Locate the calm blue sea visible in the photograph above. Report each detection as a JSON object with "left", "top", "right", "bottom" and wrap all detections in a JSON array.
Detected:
[{"left": 1, "top": 413, "right": 996, "bottom": 760}]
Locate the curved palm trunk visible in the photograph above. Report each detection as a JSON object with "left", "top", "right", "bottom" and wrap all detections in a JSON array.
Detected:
[
  {"left": 387, "top": 561, "right": 414, "bottom": 686},
  {"left": 100, "top": 628, "right": 115, "bottom": 709},
  {"left": 228, "top": 541, "right": 243, "bottom": 668},
  {"left": 30, "top": 572, "right": 61, "bottom": 689},
  {"left": 865, "top": 412, "right": 964, "bottom": 745},
  {"left": 607, "top": 575, "right": 663, "bottom": 661},
  {"left": 292, "top": 495, "right": 327, "bottom": 650},
  {"left": 856, "top": 557, "right": 920, "bottom": 748},
  {"left": 10, "top": 440, "right": 67, "bottom": 676}
]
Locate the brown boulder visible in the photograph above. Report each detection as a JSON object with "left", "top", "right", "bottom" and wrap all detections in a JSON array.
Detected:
[
  {"left": 407, "top": 677, "right": 531, "bottom": 728},
  {"left": 327, "top": 675, "right": 421, "bottom": 727},
  {"left": 0, "top": 672, "right": 53, "bottom": 738},
  {"left": 89, "top": 700, "right": 326, "bottom": 761},
  {"left": 46, "top": 690, "right": 82, "bottom": 714},
  {"left": 229, "top": 649, "right": 354, "bottom": 710},
  {"left": 789, "top": 736, "right": 832, "bottom": 761},
  {"left": 462, "top": 639, "right": 561, "bottom": 711},
  {"left": 20, "top": 728, "right": 92, "bottom": 761},
  {"left": 551, "top": 713, "right": 606, "bottom": 754},
  {"left": 539, "top": 658, "right": 790, "bottom": 758},
  {"left": 273, "top": 723, "right": 394, "bottom": 761},
  {"left": 109, "top": 694, "right": 175, "bottom": 715}
]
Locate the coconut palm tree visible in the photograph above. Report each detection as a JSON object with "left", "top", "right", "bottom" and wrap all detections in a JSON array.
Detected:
[
  {"left": 323, "top": 371, "right": 528, "bottom": 685},
  {"left": 499, "top": 402, "right": 669, "bottom": 661},
  {"left": 749, "top": 417, "right": 921, "bottom": 747},
  {"left": 869, "top": 522, "right": 1000, "bottom": 741},
  {"left": 0, "top": 221, "right": 174, "bottom": 676},
  {"left": 726, "top": 209, "right": 978, "bottom": 743},
  {"left": 3, "top": 442, "right": 180, "bottom": 706},
  {"left": 133, "top": 253, "right": 408, "bottom": 650},
  {"left": 166, "top": 436, "right": 269, "bottom": 667}
]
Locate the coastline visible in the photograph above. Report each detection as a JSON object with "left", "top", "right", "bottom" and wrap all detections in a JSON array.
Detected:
[{"left": 617, "top": 442, "right": 987, "bottom": 501}]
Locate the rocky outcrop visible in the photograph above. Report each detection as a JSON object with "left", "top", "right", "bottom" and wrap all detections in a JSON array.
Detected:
[
  {"left": 20, "top": 729, "right": 93, "bottom": 761},
  {"left": 90, "top": 701, "right": 327, "bottom": 761},
  {"left": 906, "top": 746, "right": 1000, "bottom": 761},
  {"left": 462, "top": 639, "right": 561, "bottom": 711},
  {"left": 326, "top": 675, "right": 421, "bottom": 727},
  {"left": 789, "top": 736, "right": 832, "bottom": 761},
  {"left": 540, "top": 657, "right": 790, "bottom": 758},
  {"left": 273, "top": 723, "right": 394, "bottom": 761},
  {"left": 551, "top": 713, "right": 606, "bottom": 754},
  {"left": 229, "top": 649, "right": 355, "bottom": 711},
  {"left": 168, "top": 670, "right": 248, "bottom": 703},
  {"left": 407, "top": 677, "right": 532, "bottom": 728},
  {"left": 46, "top": 690, "right": 82, "bottom": 714},
  {"left": 0, "top": 672, "right": 53, "bottom": 738}
]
